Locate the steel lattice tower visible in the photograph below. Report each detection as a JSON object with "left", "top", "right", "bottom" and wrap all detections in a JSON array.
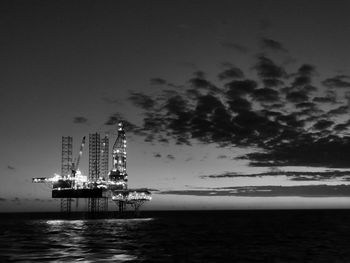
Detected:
[
  {"left": 61, "top": 136, "right": 73, "bottom": 177},
  {"left": 61, "top": 136, "right": 73, "bottom": 213},
  {"left": 89, "top": 133, "right": 101, "bottom": 181},
  {"left": 100, "top": 136, "right": 109, "bottom": 180}
]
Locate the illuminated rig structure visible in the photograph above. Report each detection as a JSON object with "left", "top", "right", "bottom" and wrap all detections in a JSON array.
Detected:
[{"left": 33, "top": 122, "right": 152, "bottom": 215}]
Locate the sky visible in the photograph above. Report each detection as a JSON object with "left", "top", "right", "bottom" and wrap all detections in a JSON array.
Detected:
[{"left": 3, "top": 0, "right": 350, "bottom": 211}]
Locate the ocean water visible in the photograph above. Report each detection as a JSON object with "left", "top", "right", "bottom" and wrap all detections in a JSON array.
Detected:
[{"left": 1, "top": 210, "right": 350, "bottom": 262}]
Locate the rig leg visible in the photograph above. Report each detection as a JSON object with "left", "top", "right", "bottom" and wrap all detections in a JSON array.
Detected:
[
  {"left": 117, "top": 201, "right": 126, "bottom": 216},
  {"left": 60, "top": 198, "right": 71, "bottom": 214},
  {"left": 88, "top": 198, "right": 97, "bottom": 213},
  {"left": 131, "top": 200, "right": 145, "bottom": 217}
]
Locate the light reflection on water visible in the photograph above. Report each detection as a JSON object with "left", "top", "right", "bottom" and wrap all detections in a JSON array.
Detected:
[{"left": 0, "top": 218, "right": 154, "bottom": 262}]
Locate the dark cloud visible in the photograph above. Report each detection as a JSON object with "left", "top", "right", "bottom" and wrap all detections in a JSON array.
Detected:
[
  {"left": 252, "top": 88, "right": 279, "bottom": 102},
  {"left": 219, "top": 41, "right": 249, "bottom": 53},
  {"left": 239, "top": 136, "right": 350, "bottom": 168},
  {"left": 7, "top": 165, "right": 15, "bottom": 170},
  {"left": 0, "top": 197, "right": 6, "bottom": 201},
  {"left": 188, "top": 76, "right": 221, "bottom": 94},
  {"left": 227, "top": 97, "right": 251, "bottom": 112},
  {"left": 105, "top": 113, "right": 124, "bottom": 125},
  {"left": 254, "top": 56, "right": 286, "bottom": 80},
  {"left": 165, "top": 95, "right": 188, "bottom": 115},
  {"left": 104, "top": 114, "right": 139, "bottom": 133},
  {"left": 218, "top": 66, "right": 244, "bottom": 80},
  {"left": 73, "top": 116, "right": 88, "bottom": 124},
  {"left": 261, "top": 38, "right": 288, "bottom": 53},
  {"left": 193, "top": 70, "right": 206, "bottom": 78},
  {"left": 313, "top": 119, "right": 334, "bottom": 130},
  {"left": 295, "top": 102, "right": 315, "bottom": 109},
  {"left": 160, "top": 185, "right": 350, "bottom": 197},
  {"left": 128, "top": 92, "right": 155, "bottom": 110},
  {"left": 327, "top": 105, "right": 349, "bottom": 116},
  {"left": 131, "top": 56, "right": 350, "bottom": 168},
  {"left": 298, "top": 64, "right": 315, "bottom": 77},
  {"left": 167, "top": 154, "right": 175, "bottom": 160},
  {"left": 225, "top": 79, "right": 257, "bottom": 97},
  {"left": 313, "top": 97, "right": 336, "bottom": 103},
  {"left": 201, "top": 170, "right": 350, "bottom": 181},
  {"left": 150, "top": 78, "right": 167, "bottom": 85},
  {"left": 263, "top": 78, "right": 284, "bottom": 88},
  {"left": 334, "top": 120, "right": 350, "bottom": 132},
  {"left": 217, "top": 155, "right": 228, "bottom": 159},
  {"left": 323, "top": 75, "right": 350, "bottom": 88},
  {"left": 195, "top": 95, "right": 224, "bottom": 114},
  {"left": 11, "top": 197, "right": 20, "bottom": 202},
  {"left": 286, "top": 91, "right": 309, "bottom": 103},
  {"left": 292, "top": 76, "right": 311, "bottom": 87},
  {"left": 154, "top": 153, "right": 162, "bottom": 158}
]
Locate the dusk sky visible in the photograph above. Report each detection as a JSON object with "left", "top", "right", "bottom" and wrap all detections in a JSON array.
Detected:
[{"left": 3, "top": 0, "right": 350, "bottom": 211}]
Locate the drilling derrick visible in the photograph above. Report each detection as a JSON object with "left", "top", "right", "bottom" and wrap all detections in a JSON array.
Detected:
[
  {"left": 109, "top": 122, "right": 128, "bottom": 190},
  {"left": 100, "top": 136, "right": 109, "bottom": 180},
  {"left": 60, "top": 136, "right": 73, "bottom": 213},
  {"left": 89, "top": 133, "right": 101, "bottom": 181},
  {"left": 61, "top": 136, "right": 73, "bottom": 177},
  {"left": 88, "top": 133, "right": 102, "bottom": 213}
]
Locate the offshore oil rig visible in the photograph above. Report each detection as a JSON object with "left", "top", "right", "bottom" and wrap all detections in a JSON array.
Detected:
[{"left": 32, "top": 122, "right": 152, "bottom": 216}]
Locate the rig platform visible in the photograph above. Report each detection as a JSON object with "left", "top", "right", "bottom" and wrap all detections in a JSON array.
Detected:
[{"left": 32, "top": 122, "right": 152, "bottom": 216}]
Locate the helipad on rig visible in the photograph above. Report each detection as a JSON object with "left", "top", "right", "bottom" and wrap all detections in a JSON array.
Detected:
[{"left": 32, "top": 122, "right": 152, "bottom": 215}]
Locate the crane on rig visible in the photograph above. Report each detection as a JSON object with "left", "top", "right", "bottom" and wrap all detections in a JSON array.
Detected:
[{"left": 71, "top": 136, "right": 86, "bottom": 177}]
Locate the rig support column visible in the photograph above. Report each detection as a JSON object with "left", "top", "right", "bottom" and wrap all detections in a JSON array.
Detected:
[{"left": 60, "top": 198, "right": 72, "bottom": 213}]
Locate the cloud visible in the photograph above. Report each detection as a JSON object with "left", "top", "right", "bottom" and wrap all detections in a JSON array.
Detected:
[
  {"left": 188, "top": 75, "right": 221, "bottom": 94},
  {"left": 219, "top": 41, "right": 249, "bottom": 53},
  {"left": 73, "top": 116, "right": 88, "bottom": 124},
  {"left": 128, "top": 56, "right": 350, "bottom": 168},
  {"left": 154, "top": 153, "right": 162, "bottom": 158},
  {"left": 166, "top": 154, "right": 175, "bottom": 160},
  {"left": 334, "top": 120, "right": 350, "bottom": 132},
  {"left": 104, "top": 113, "right": 140, "bottom": 134},
  {"left": 252, "top": 88, "right": 279, "bottom": 102},
  {"left": 263, "top": 78, "right": 284, "bottom": 88},
  {"left": 297, "top": 64, "right": 315, "bottom": 77},
  {"left": 254, "top": 55, "right": 286, "bottom": 80},
  {"left": 0, "top": 197, "right": 6, "bottom": 201},
  {"left": 286, "top": 91, "right": 309, "bottom": 103},
  {"left": 201, "top": 170, "right": 350, "bottom": 181},
  {"left": 239, "top": 136, "right": 350, "bottom": 168},
  {"left": 327, "top": 105, "right": 349, "bottom": 116},
  {"left": 323, "top": 75, "right": 350, "bottom": 88},
  {"left": 218, "top": 66, "right": 244, "bottom": 80},
  {"left": 160, "top": 185, "right": 350, "bottom": 197},
  {"left": 225, "top": 80, "right": 257, "bottom": 97},
  {"left": 295, "top": 102, "right": 316, "bottom": 109},
  {"left": 227, "top": 97, "right": 251, "bottom": 112},
  {"left": 128, "top": 92, "right": 155, "bottom": 110},
  {"left": 261, "top": 38, "right": 288, "bottom": 53},
  {"left": 150, "top": 78, "right": 167, "bottom": 85},
  {"left": 313, "top": 119, "right": 334, "bottom": 130},
  {"left": 105, "top": 113, "right": 124, "bottom": 125},
  {"left": 313, "top": 90, "right": 337, "bottom": 104},
  {"left": 7, "top": 165, "right": 15, "bottom": 170}
]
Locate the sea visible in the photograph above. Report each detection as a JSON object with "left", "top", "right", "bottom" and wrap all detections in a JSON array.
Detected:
[{"left": 1, "top": 210, "right": 350, "bottom": 262}]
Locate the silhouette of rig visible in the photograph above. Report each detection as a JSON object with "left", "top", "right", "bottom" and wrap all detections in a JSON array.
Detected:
[{"left": 33, "top": 122, "right": 151, "bottom": 216}]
